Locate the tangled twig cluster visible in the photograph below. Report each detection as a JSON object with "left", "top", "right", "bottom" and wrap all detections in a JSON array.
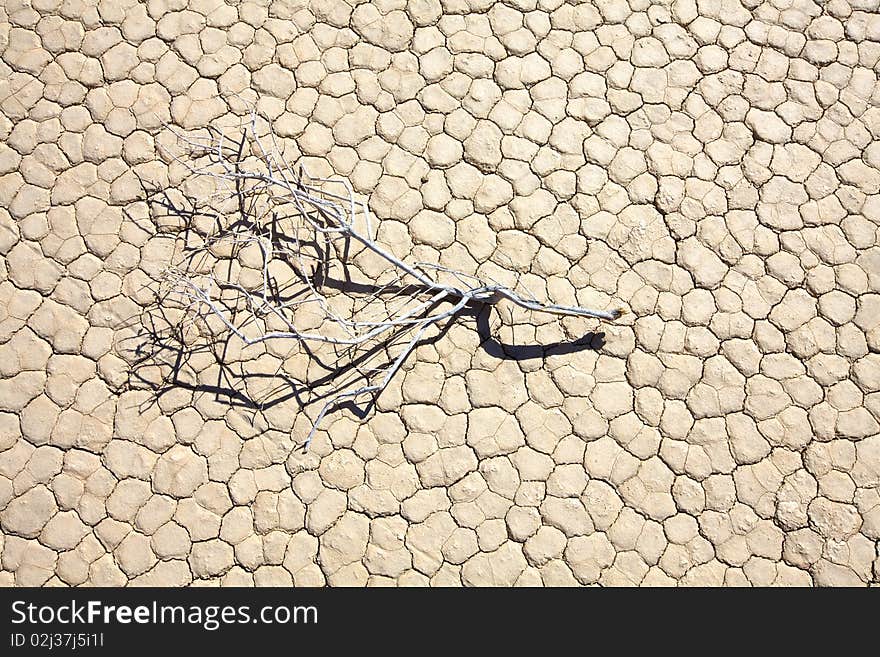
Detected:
[{"left": 154, "top": 108, "right": 623, "bottom": 448}]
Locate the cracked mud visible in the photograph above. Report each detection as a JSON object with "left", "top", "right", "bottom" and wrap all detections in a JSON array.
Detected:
[{"left": 1, "top": 0, "right": 879, "bottom": 587}]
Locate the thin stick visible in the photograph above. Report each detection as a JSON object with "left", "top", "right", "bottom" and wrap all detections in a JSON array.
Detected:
[{"left": 155, "top": 105, "right": 624, "bottom": 448}]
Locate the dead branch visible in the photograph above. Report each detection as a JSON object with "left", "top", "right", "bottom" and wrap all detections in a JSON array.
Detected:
[{"left": 152, "top": 106, "right": 623, "bottom": 448}]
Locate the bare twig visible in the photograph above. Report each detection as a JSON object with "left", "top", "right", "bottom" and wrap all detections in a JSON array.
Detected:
[{"left": 152, "top": 106, "right": 624, "bottom": 448}]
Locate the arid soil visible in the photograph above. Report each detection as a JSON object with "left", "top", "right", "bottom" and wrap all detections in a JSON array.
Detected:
[{"left": 1, "top": 0, "right": 879, "bottom": 586}]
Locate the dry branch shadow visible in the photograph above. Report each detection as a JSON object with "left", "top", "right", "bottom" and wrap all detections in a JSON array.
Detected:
[{"left": 473, "top": 305, "right": 606, "bottom": 360}]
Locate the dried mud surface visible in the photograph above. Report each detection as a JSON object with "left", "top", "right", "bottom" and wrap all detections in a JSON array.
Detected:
[{"left": 1, "top": 0, "right": 879, "bottom": 586}]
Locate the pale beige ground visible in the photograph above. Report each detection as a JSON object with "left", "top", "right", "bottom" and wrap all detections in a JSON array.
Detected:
[{"left": 1, "top": 0, "right": 879, "bottom": 587}]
